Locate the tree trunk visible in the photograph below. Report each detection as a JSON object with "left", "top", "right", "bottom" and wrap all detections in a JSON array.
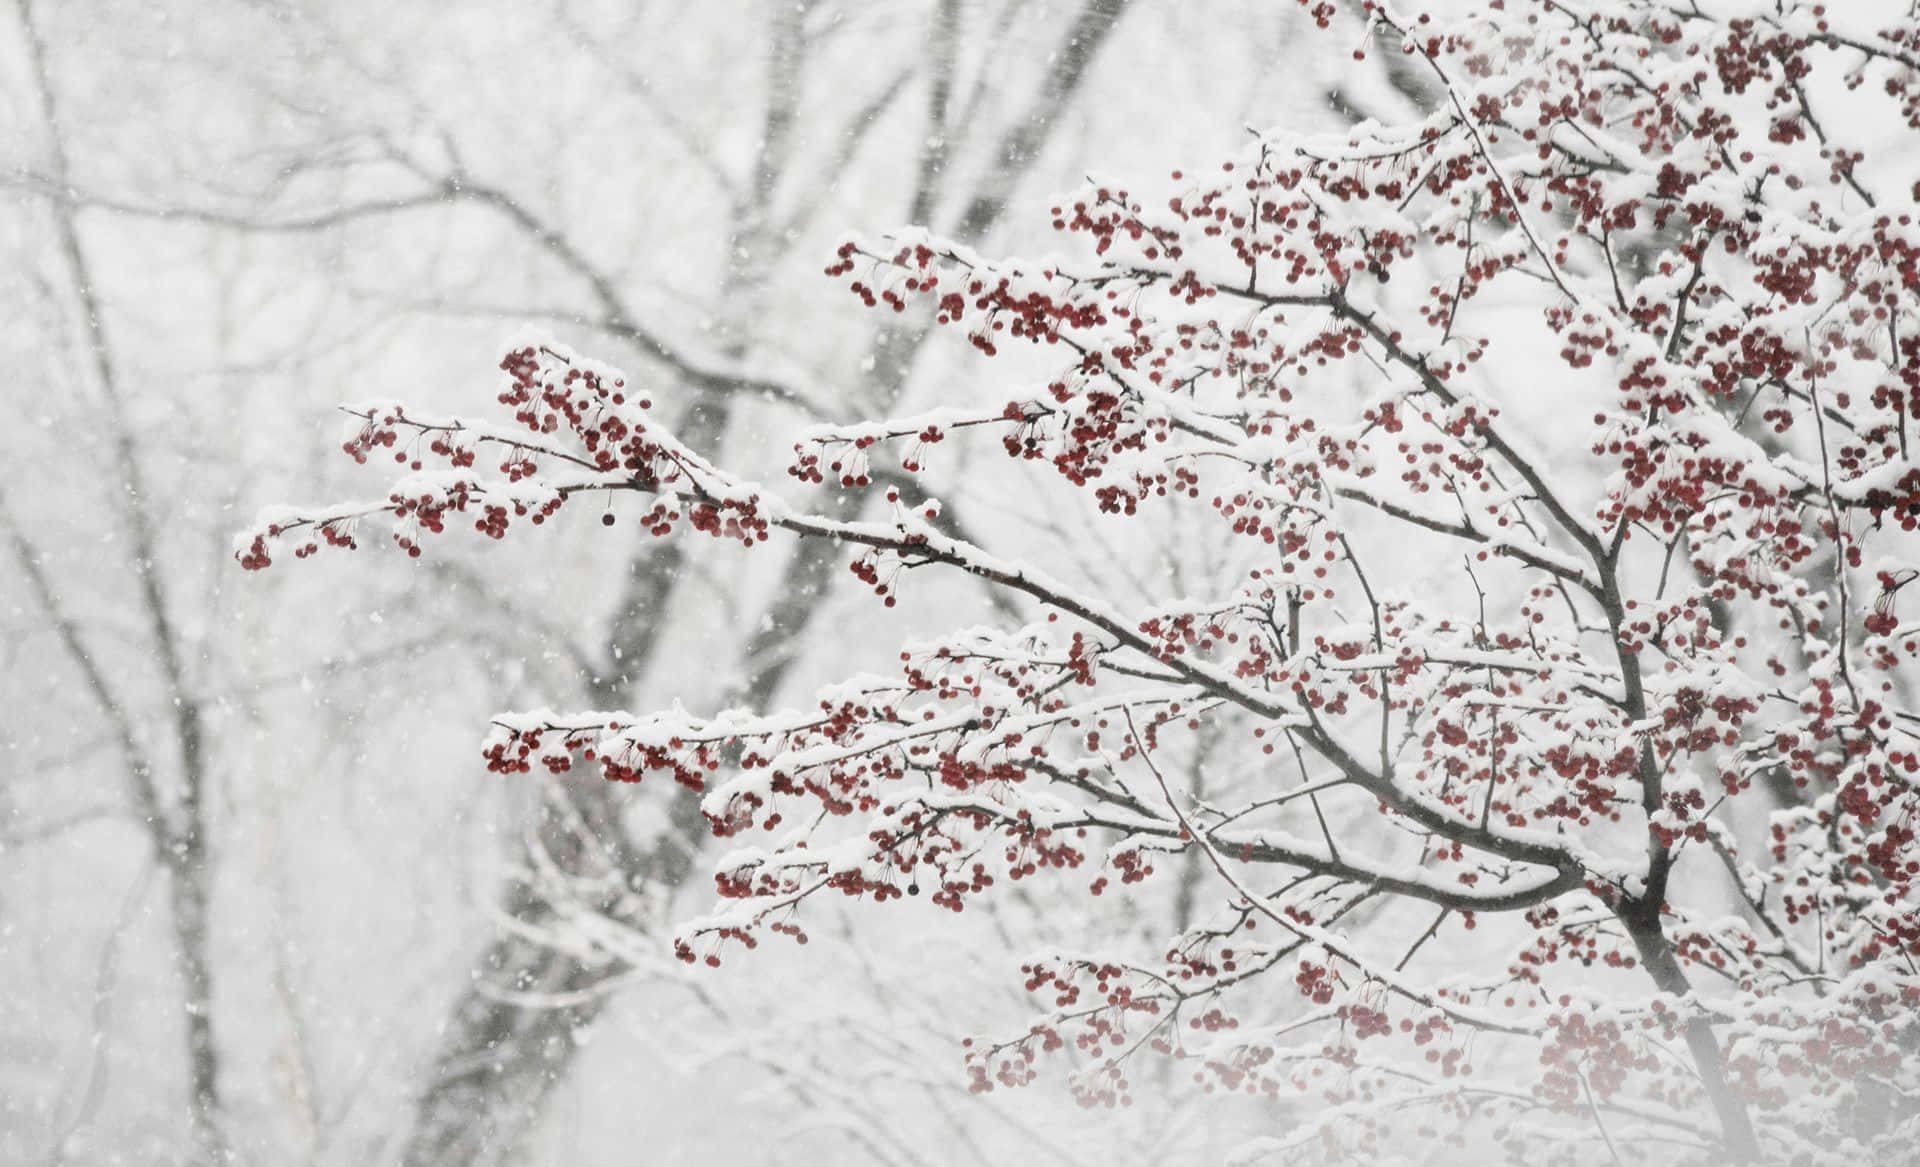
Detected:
[
  {"left": 17, "top": 3, "right": 228, "bottom": 1159},
  {"left": 1619, "top": 902, "right": 1760, "bottom": 1163},
  {"left": 399, "top": 3, "right": 1130, "bottom": 1161}
]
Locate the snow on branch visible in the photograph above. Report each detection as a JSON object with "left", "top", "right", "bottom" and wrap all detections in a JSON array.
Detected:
[{"left": 243, "top": 1, "right": 1920, "bottom": 1160}]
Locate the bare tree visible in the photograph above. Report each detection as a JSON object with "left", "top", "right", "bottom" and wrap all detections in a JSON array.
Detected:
[
  {"left": 399, "top": 3, "right": 1132, "bottom": 1162},
  {"left": 9, "top": 1, "right": 225, "bottom": 1160}
]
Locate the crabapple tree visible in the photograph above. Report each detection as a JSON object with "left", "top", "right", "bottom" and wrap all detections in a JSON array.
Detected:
[{"left": 241, "top": 1, "right": 1920, "bottom": 1162}]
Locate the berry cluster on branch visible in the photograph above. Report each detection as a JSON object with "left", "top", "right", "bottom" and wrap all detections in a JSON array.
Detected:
[{"left": 243, "top": 1, "right": 1920, "bottom": 1161}]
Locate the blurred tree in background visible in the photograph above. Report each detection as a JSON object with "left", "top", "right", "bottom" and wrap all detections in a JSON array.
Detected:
[{"left": 2, "top": 2, "right": 1395, "bottom": 1163}]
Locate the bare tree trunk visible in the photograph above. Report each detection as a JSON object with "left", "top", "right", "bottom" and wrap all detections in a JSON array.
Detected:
[
  {"left": 400, "top": 2, "right": 1129, "bottom": 1162},
  {"left": 15, "top": 3, "right": 227, "bottom": 1161},
  {"left": 400, "top": 5, "right": 811, "bottom": 1159},
  {"left": 1618, "top": 904, "right": 1760, "bottom": 1162}
]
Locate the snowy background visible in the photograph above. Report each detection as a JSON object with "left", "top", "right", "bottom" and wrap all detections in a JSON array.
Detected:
[{"left": 0, "top": 2, "right": 1423, "bottom": 1163}]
